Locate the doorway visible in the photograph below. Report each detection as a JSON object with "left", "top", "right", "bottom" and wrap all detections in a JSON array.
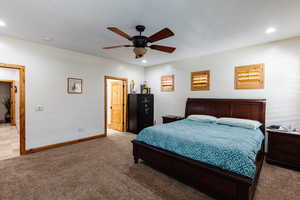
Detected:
[
  {"left": 0, "top": 80, "right": 16, "bottom": 125},
  {"left": 104, "top": 76, "right": 128, "bottom": 136},
  {"left": 0, "top": 74, "right": 19, "bottom": 160},
  {"left": 0, "top": 63, "right": 26, "bottom": 157}
]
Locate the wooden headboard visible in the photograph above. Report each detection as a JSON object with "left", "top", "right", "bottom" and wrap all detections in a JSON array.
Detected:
[{"left": 185, "top": 98, "right": 266, "bottom": 132}]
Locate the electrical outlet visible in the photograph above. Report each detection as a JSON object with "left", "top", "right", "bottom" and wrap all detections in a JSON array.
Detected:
[
  {"left": 78, "top": 128, "right": 84, "bottom": 133},
  {"left": 35, "top": 105, "right": 44, "bottom": 112}
]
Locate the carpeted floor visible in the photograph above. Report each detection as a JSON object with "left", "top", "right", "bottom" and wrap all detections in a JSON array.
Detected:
[{"left": 0, "top": 132, "right": 299, "bottom": 200}]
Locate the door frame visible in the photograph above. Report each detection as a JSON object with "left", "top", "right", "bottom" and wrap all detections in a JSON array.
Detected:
[
  {"left": 104, "top": 76, "right": 128, "bottom": 136},
  {"left": 0, "top": 80, "right": 16, "bottom": 125},
  {"left": 0, "top": 63, "right": 26, "bottom": 155}
]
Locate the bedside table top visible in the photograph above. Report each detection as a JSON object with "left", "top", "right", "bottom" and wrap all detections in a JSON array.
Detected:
[
  {"left": 267, "top": 129, "right": 300, "bottom": 136},
  {"left": 162, "top": 115, "right": 184, "bottom": 119}
]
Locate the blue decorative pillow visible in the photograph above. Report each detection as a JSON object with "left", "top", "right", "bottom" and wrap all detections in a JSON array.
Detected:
[
  {"left": 187, "top": 115, "right": 217, "bottom": 123},
  {"left": 217, "top": 117, "right": 262, "bottom": 129}
]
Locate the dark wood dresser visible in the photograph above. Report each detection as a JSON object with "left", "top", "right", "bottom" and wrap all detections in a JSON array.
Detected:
[
  {"left": 128, "top": 94, "right": 154, "bottom": 134},
  {"left": 162, "top": 115, "right": 184, "bottom": 124},
  {"left": 267, "top": 129, "right": 300, "bottom": 170}
]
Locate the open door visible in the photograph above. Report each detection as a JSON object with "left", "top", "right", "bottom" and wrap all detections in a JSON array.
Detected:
[
  {"left": 0, "top": 63, "right": 26, "bottom": 156},
  {"left": 0, "top": 80, "right": 16, "bottom": 125},
  {"left": 110, "top": 81, "right": 124, "bottom": 132},
  {"left": 10, "top": 81, "right": 16, "bottom": 126}
]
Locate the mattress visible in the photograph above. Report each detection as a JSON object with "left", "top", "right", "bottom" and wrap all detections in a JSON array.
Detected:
[{"left": 135, "top": 119, "right": 264, "bottom": 178}]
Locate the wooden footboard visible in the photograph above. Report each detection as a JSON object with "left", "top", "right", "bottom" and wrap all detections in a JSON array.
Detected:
[{"left": 132, "top": 140, "right": 264, "bottom": 200}]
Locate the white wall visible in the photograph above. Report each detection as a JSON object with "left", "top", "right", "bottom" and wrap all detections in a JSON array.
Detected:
[
  {"left": 1, "top": 33, "right": 299, "bottom": 150},
  {"left": 145, "top": 37, "right": 300, "bottom": 129},
  {"left": 0, "top": 35, "right": 144, "bottom": 149},
  {"left": 0, "top": 68, "right": 20, "bottom": 127}
]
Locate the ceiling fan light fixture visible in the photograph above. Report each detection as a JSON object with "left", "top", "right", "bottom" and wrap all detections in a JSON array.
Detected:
[
  {"left": 265, "top": 27, "right": 276, "bottom": 34},
  {"left": 0, "top": 20, "right": 6, "bottom": 27},
  {"left": 133, "top": 47, "right": 147, "bottom": 58},
  {"left": 104, "top": 25, "right": 176, "bottom": 58}
]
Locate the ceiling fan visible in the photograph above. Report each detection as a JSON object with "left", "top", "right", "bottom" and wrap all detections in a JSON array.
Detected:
[{"left": 103, "top": 25, "right": 176, "bottom": 59}]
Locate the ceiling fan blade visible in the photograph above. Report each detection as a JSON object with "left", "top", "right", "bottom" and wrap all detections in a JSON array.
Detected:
[
  {"left": 150, "top": 45, "right": 176, "bottom": 53},
  {"left": 103, "top": 45, "right": 132, "bottom": 49},
  {"left": 148, "top": 28, "right": 175, "bottom": 43},
  {"left": 107, "top": 27, "right": 132, "bottom": 41}
]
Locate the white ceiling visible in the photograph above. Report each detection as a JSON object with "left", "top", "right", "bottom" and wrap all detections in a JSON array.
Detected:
[{"left": 1, "top": 0, "right": 300, "bottom": 66}]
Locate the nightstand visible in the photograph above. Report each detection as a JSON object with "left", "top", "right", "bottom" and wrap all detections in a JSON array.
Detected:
[
  {"left": 162, "top": 115, "right": 184, "bottom": 124},
  {"left": 266, "top": 129, "right": 300, "bottom": 170}
]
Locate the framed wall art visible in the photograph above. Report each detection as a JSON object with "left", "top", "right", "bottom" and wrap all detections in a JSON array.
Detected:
[{"left": 67, "top": 78, "right": 83, "bottom": 94}]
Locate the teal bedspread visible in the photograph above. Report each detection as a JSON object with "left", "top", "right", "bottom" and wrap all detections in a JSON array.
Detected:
[{"left": 135, "top": 119, "right": 264, "bottom": 178}]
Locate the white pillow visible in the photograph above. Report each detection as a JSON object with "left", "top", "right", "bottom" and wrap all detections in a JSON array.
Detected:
[
  {"left": 217, "top": 117, "right": 262, "bottom": 129},
  {"left": 187, "top": 115, "right": 217, "bottom": 123}
]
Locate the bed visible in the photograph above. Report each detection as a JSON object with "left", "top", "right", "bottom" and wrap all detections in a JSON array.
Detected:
[{"left": 132, "top": 98, "right": 266, "bottom": 200}]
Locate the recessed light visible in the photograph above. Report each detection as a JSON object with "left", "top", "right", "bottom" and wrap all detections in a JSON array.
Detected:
[
  {"left": 0, "top": 20, "right": 6, "bottom": 27},
  {"left": 266, "top": 27, "right": 276, "bottom": 34},
  {"left": 42, "top": 36, "right": 53, "bottom": 42},
  {"left": 142, "top": 60, "right": 147, "bottom": 63}
]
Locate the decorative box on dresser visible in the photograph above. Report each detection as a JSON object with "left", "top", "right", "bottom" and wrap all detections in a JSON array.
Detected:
[
  {"left": 267, "top": 129, "right": 300, "bottom": 170},
  {"left": 162, "top": 115, "right": 184, "bottom": 124},
  {"left": 128, "top": 94, "right": 154, "bottom": 134}
]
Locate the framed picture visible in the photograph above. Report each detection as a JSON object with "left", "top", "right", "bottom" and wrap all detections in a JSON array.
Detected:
[{"left": 67, "top": 78, "right": 83, "bottom": 94}]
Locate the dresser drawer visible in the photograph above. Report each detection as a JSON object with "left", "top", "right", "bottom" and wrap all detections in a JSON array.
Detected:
[
  {"left": 269, "top": 132, "right": 300, "bottom": 145},
  {"left": 269, "top": 132, "right": 300, "bottom": 151},
  {"left": 267, "top": 130, "right": 300, "bottom": 169},
  {"left": 269, "top": 141, "right": 300, "bottom": 156},
  {"left": 268, "top": 150, "right": 300, "bottom": 167}
]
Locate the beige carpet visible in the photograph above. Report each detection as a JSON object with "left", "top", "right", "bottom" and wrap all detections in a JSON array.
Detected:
[{"left": 0, "top": 132, "right": 299, "bottom": 200}]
